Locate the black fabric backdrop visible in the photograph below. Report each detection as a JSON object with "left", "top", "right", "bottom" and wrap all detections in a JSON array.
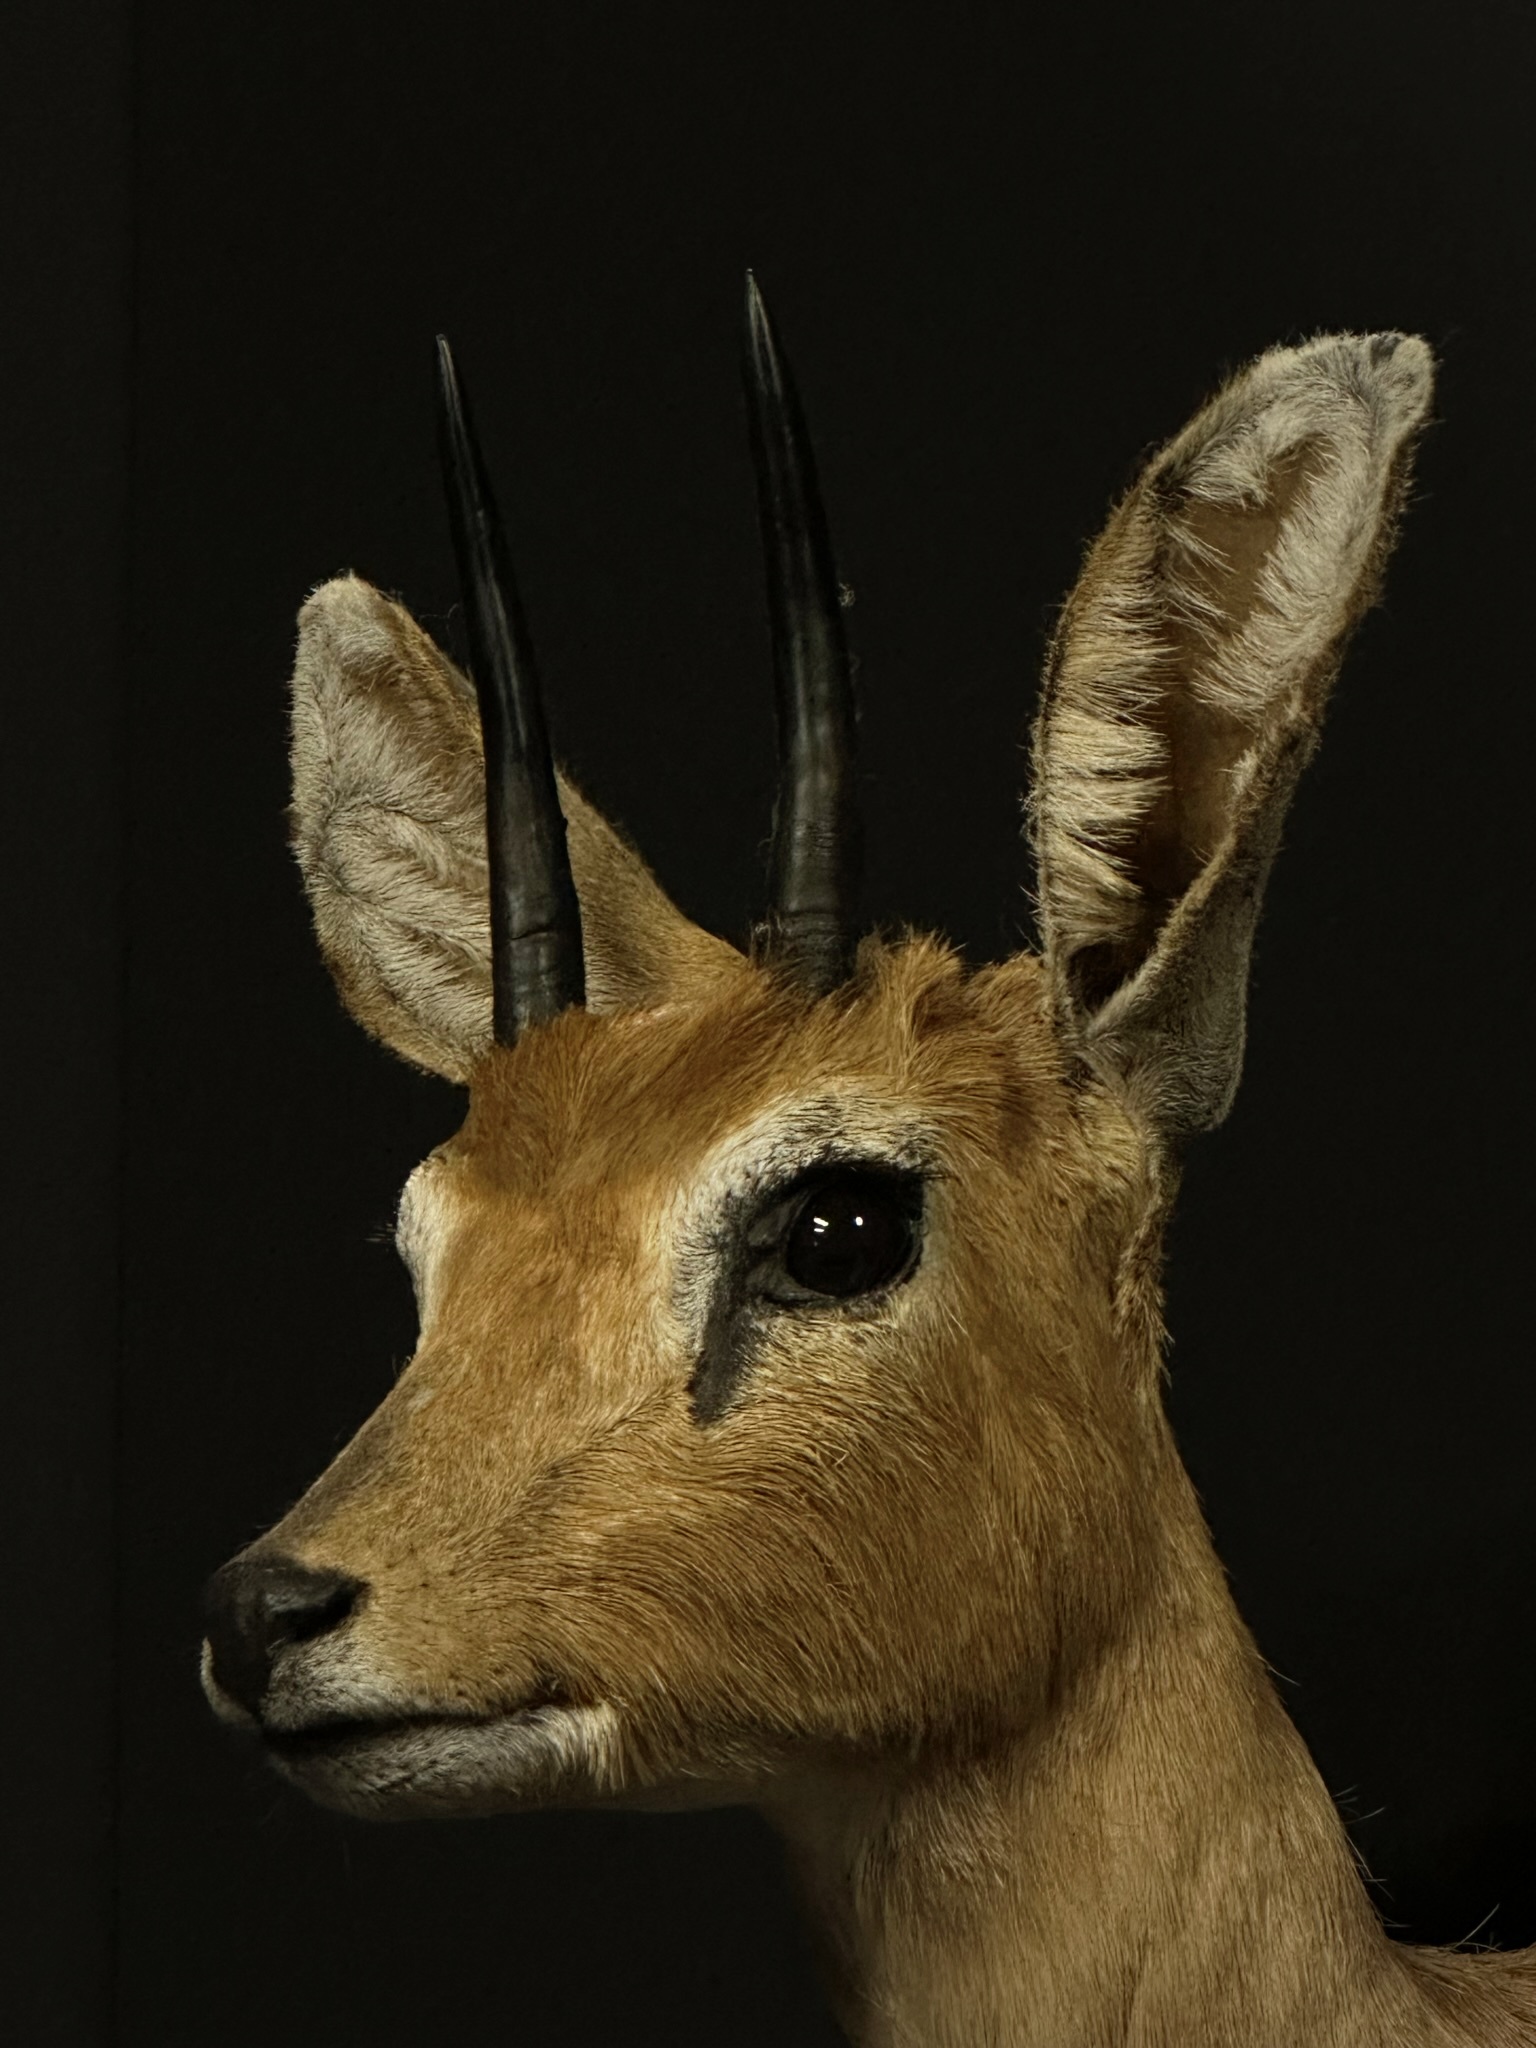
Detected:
[{"left": 5, "top": 3, "right": 1536, "bottom": 2041}]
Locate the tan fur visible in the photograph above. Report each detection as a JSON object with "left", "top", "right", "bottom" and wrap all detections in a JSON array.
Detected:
[{"left": 207, "top": 333, "right": 1536, "bottom": 2044}]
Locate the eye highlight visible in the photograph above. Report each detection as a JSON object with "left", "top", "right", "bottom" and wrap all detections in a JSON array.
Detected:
[
  {"left": 782, "top": 1177, "right": 917, "bottom": 1297},
  {"left": 760, "top": 1168, "right": 922, "bottom": 1306}
]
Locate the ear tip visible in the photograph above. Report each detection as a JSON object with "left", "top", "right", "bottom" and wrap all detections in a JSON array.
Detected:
[
  {"left": 296, "top": 572, "right": 393, "bottom": 650},
  {"left": 293, "top": 577, "right": 446, "bottom": 715},
  {"left": 1255, "top": 329, "right": 1436, "bottom": 436},
  {"left": 1179, "top": 332, "right": 1433, "bottom": 484},
  {"left": 299, "top": 569, "right": 370, "bottom": 617},
  {"left": 1352, "top": 329, "right": 1435, "bottom": 427}
]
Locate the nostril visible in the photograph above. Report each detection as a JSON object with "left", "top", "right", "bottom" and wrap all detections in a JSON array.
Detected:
[
  {"left": 202, "top": 1553, "right": 365, "bottom": 1721},
  {"left": 264, "top": 1569, "right": 359, "bottom": 1647}
]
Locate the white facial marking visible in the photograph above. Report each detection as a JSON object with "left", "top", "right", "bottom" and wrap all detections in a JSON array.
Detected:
[{"left": 394, "top": 1154, "right": 457, "bottom": 1333}]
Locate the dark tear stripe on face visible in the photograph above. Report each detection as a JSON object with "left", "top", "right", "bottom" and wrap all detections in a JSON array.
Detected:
[{"left": 687, "top": 1159, "right": 927, "bottom": 1424}]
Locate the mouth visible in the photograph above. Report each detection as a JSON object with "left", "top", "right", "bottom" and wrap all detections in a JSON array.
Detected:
[
  {"left": 250, "top": 1690, "right": 627, "bottom": 1817},
  {"left": 263, "top": 1711, "right": 483, "bottom": 1762},
  {"left": 261, "top": 1682, "right": 574, "bottom": 1764}
]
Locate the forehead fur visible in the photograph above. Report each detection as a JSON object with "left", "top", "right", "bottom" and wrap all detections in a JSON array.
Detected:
[{"left": 449, "top": 937, "right": 1069, "bottom": 1193}]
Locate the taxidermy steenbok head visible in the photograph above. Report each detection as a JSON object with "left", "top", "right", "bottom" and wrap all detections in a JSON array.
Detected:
[{"left": 207, "top": 285, "right": 1528, "bottom": 2048}]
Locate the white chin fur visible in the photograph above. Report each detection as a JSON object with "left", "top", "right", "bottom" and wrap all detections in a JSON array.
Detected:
[{"left": 269, "top": 1700, "right": 627, "bottom": 1820}]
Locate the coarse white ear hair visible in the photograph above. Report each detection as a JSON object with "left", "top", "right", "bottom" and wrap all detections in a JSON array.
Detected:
[
  {"left": 1029, "top": 332, "right": 1433, "bottom": 1139},
  {"left": 289, "top": 575, "right": 744, "bottom": 1082}
]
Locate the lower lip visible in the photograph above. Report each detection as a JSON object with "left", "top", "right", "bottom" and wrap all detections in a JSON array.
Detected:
[
  {"left": 263, "top": 1701, "right": 558, "bottom": 1763},
  {"left": 256, "top": 1697, "right": 623, "bottom": 1818}
]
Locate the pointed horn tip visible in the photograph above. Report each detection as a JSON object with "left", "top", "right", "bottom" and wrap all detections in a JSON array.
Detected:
[
  {"left": 744, "top": 269, "right": 777, "bottom": 337},
  {"left": 434, "top": 340, "right": 483, "bottom": 505},
  {"left": 742, "top": 279, "right": 784, "bottom": 398}
]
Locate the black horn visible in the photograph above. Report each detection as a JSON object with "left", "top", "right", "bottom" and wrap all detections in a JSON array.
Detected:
[
  {"left": 742, "top": 273, "right": 862, "bottom": 992},
  {"left": 435, "top": 336, "right": 584, "bottom": 1040}
]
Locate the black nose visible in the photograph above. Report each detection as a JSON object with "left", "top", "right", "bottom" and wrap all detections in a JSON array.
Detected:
[{"left": 203, "top": 1553, "right": 363, "bottom": 1720}]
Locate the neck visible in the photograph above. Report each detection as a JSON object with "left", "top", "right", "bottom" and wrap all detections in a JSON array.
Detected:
[{"left": 765, "top": 1477, "right": 1519, "bottom": 2048}]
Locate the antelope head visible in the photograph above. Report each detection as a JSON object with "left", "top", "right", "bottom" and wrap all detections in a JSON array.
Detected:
[{"left": 202, "top": 288, "right": 1430, "bottom": 1856}]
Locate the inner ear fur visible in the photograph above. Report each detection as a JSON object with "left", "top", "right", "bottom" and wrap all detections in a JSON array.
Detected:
[
  {"left": 1029, "top": 332, "right": 1433, "bottom": 1138},
  {"left": 289, "top": 574, "right": 744, "bottom": 1082}
]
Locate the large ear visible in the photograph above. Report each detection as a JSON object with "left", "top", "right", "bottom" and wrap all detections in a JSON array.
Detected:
[
  {"left": 289, "top": 574, "right": 744, "bottom": 1082},
  {"left": 1029, "top": 332, "right": 1433, "bottom": 1138}
]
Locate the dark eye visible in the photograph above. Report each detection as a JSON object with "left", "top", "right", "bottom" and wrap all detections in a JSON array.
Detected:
[{"left": 780, "top": 1174, "right": 919, "bottom": 1300}]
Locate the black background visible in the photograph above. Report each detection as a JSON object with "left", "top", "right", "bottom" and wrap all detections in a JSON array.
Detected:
[{"left": 6, "top": 3, "right": 1536, "bottom": 2041}]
